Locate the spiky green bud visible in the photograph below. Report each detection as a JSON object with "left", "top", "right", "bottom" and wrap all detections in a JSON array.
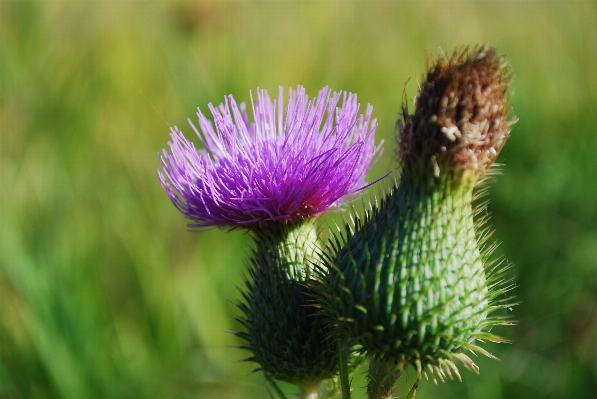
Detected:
[
  {"left": 235, "top": 222, "right": 338, "bottom": 392},
  {"left": 317, "top": 46, "right": 516, "bottom": 398}
]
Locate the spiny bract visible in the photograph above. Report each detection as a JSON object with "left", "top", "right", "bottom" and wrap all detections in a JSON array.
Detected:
[
  {"left": 234, "top": 223, "right": 338, "bottom": 388},
  {"left": 316, "top": 46, "right": 517, "bottom": 393}
]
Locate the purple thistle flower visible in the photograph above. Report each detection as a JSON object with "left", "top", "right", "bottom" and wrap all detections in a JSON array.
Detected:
[{"left": 158, "top": 85, "right": 383, "bottom": 229}]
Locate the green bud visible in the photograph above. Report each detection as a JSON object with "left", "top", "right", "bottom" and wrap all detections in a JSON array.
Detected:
[
  {"left": 234, "top": 222, "right": 338, "bottom": 391},
  {"left": 317, "top": 46, "right": 516, "bottom": 398}
]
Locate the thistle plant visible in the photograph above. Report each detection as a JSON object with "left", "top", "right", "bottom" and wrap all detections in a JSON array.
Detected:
[
  {"left": 316, "top": 46, "right": 517, "bottom": 399},
  {"left": 159, "top": 46, "right": 518, "bottom": 399},
  {"left": 159, "top": 86, "right": 382, "bottom": 398}
]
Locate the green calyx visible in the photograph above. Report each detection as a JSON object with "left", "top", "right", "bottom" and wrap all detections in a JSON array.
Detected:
[
  {"left": 316, "top": 48, "right": 516, "bottom": 399},
  {"left": 321, "top": 169, "right": 510, "bottom": 376},
  {"left": 234, "top": 221, "right": 338, "bottom": 386}
]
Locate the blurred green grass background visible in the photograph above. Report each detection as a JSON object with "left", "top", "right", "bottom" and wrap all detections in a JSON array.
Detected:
[{"left": 1, "top": 1, "right": 596, "bottom": 398}]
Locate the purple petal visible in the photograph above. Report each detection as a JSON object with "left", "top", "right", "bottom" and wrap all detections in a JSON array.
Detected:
[{"left": 158, "top": 85, "right": 383, "bottom": 229}]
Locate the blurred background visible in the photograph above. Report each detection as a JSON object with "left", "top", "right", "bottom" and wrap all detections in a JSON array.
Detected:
[{"left": 1, "top": 1, "right": 596, "bottom": 398}]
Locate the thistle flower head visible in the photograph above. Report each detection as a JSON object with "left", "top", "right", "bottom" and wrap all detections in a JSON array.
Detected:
[
  {"left": 399, "top": 46, "right": 514, "bottom": 179},
  {"left": 159, "top": 86, "right": 382, "bottom": 230}
]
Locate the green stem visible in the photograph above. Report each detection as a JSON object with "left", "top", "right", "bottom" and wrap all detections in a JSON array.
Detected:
[
  {"left": 299, "top": 381, "right": 321, "bottom": 399},
  {"left": 302, "top": 391, "right": 319, "bottom": 399},
  {"left": 338, "top": 341, "right": 352, "bottom": 399}
]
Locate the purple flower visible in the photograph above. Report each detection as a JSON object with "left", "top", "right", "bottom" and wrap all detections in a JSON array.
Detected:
[{"left": 158, "top": 86, "right": 382, "bottom": 229}]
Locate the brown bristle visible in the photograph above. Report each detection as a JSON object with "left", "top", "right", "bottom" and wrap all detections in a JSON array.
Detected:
[{"left": 399, "top": 46, "right": 515, "bottom": 176}]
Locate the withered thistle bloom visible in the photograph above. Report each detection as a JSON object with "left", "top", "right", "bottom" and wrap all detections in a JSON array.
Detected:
[
  {"left": 399, "top": 46, "right": 513, "bottom": 179},
  {"left": 159, "top": 86, "right": 382, "bottom": 396},
  {"left": 317, "top": 46, "right": 516, "bottom": 399},
  {"left": 159, "top": 86, "right": 381, "bottom": 230}
]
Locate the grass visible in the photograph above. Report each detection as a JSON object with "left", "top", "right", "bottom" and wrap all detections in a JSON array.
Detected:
[{"left": 1, "top": 1, "right": 596, "bottom": 398}]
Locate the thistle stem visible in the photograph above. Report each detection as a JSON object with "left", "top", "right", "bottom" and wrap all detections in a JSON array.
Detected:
[
  {"left": 338, "top": 341, "right": 352, "bottom": 399},
  {"left": 299, "top": 381, "right": 320, "bottom": 399}
]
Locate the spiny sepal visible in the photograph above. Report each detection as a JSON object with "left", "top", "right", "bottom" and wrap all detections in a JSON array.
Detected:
[
  {"left": 315, "top": 49, "right": 516, "bottom": 396},
  {"left": 234, "top": 222, "right": 338, "bottom": 385},
  {"left": 317, "top": 172, "right": 515, "bottom": 391}
]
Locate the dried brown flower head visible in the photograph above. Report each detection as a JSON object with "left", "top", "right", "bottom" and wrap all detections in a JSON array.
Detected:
[{"left": 399, "top": 46, "right": 516, "bottom": 179}]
